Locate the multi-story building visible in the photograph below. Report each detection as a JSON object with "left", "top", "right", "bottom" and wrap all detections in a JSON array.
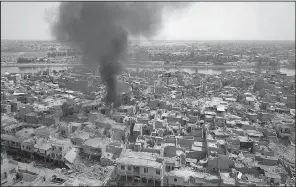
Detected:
[
  {"left": 33, "top": 139, "right": 52, "bottom": 162},
  {"left": 116, "top": 150, "right": 164, "bottom": 186},
  {"left": 1, "top": 134, "right": 21, "bottom": 153},
  {"left": 117, "top": 151, "right": 163, "bottom": 185},
  {"left": 49, "top": 139, "right": 71, "bottom": 165},
  {"left": 21, "top": 137, "right": 36, "bottom": 158}
]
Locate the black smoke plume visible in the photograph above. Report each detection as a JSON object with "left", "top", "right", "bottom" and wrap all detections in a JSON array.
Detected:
[{"left": 50, "top": 2, "right": 190, "bottom": 104}]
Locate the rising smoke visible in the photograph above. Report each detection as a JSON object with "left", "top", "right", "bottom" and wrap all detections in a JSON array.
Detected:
[{"left": 50, "top": 2, "right": 190, "bottom": 105}]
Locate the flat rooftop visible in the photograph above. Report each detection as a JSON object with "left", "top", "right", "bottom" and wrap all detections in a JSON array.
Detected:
[
  {"left": 84, "top": 137, "right": 109, "bottom": 148},
  {"left": 117, "top": 150, "right": 161, "bottom": 168},
  {"left": 166, "top": 168, "right": 219, "bottom": 181}
]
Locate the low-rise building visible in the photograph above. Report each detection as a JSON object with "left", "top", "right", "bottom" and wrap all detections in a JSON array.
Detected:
[
  {"left": 164, "top": 168, "right": 220, "bottom": 186},
  {"left": 33, "top": 138, "right": 52, "bottom": 161},
  {"left": 81, "top": 137, "right": 109, "bottom": 160},
  {"left": 116, "top": 150, "right": 163, "bottom": 186},
  {"left": 49, "top": 139, "right": 71, "bottom": 165}
]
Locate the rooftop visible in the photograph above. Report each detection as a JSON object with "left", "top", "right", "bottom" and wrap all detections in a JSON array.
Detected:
[
  {"left": 166, "top": 168, "right": 219, "bottom": 181},
  {"left": 117, "top": 149, "right": 161, "bottom": 168},
  {"left": 84, "top": 137, "right": 109, "bottom": 148},
  {"left": 133, "top": 123, "right": 143, "bottom": 132},
  {"left": 34, "top": 142, "right": 52, "bottom": 151}
]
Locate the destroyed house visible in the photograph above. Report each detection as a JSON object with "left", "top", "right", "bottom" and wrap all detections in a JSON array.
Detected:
[
  {"left": 164, "top": 168, "right": 220, "bottom": 186},
  {"left": 70, "top": 131, "right": 90, "bottom": 146},
  {"left": 81, "top": 137, "right": 109, "bottom": 159}
]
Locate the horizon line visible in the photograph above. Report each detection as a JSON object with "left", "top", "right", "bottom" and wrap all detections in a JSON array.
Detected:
[{"left": 1, "top": 39, "right": 295, "bottom": 42}]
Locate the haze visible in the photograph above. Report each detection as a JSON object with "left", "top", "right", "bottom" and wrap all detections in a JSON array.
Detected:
[{"left": 1, "top": 2, "right": 295, "bottom": 41}]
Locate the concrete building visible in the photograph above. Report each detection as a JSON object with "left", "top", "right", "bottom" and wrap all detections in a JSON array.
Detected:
[
  {"left": 116, "top": 150, "right": 163, "bottom": 186},
  {"left": 49, "top": 139, "right": 71, "bottom": 165},
  {"left": 164, "top": 168, "right": 220, "bottom": 186},
  {"left": 81, "top": 137, "right": 109, "bottom": 160}
]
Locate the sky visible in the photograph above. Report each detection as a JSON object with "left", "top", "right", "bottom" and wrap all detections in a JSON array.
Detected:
[{"left": 1, "top": 2, "right": 295, "bottom": 41}]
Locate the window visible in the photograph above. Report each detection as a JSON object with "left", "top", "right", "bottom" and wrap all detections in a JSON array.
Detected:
[
  {"left": 156, "top": 169, "right": 160, "bottom": 175},
  {"left": 174, "top": 178, "right": 177, "bottom": 182},
  {"left": 59, "top": 147, "right": 62, "bottom": 151},
  {"left": 22, "top": 145, "right": 25, "bottom": 149},
  {"left": 121, "top": 165, "right": 125, "bottom": 170},
  {"left": 144, "top": 168, "right": 148, "bottom": 173},
  {"left": 128, "top": 166, "right": 132, "bottom": 171},
  {"left": 51, "top": 153, "right": 55, "bottom": 158}
]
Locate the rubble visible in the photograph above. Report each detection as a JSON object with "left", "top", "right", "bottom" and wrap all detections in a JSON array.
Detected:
[{"left": 1, "top": 60, "right": 295, "bottom": 186}]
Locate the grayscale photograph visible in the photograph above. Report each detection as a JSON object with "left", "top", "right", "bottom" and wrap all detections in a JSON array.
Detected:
[{"left": 1, "top": 1, "right": 295, "bottom": 186}]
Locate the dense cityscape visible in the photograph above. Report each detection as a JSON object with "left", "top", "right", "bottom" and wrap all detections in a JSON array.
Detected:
[
  {"left": 1, "top": 1, "right": 296, "bottom": 187},
  {"left": 1, "top": 39, "right": 296, "bottom": 186},
  {"left": 1, "top": 40, "right": 295, "bottom": 68}
]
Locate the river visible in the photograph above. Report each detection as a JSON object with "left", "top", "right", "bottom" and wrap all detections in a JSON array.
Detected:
[{"left": 1, "top": 65, "right": 295, "bottom": 76}]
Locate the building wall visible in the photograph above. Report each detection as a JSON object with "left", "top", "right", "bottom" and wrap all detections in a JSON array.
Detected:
[
  {"left": 8, "top": 140, "right": 21, "bottom": 149},
  {"left": 142, "top": 148, "right": 161, "bottom": 154},
  {"left": 165, "top": 175, "right": 188, "bottom": 186},
  {"left": 60, "top": 125, "right": 70, "bottom": 138},
  {"left": 117, "top": 164, "right": 162, "bottom": 180},
  {"left": 25, "top": 115, "right": 39, "bottom": 124},
  {"left": 50, "top": 143, "right": 70, "bottom": 161},
  {"left": 106, "top": 144, "right": 123, "bottom": 155},
  {"left": 190, "top": 177, "right": 220, "bottom": 186},
  {"left": 187, "top": 128, "right": 203, "bottom": 137},
  {"left": 41, "top": 116, "right": 59, "bottom": 126},
  {"left": 112, "top": 129, "right": 125, "bottom": 141},
  {"left": 81, "top": 145, "right": 102, "bottom": 156},
  {"left": 163, "top": 145, "right": 176, "bottom": 157},
  {"left": 19, "top": 107, "right": 27, "bottom": 118},
  {"left": 208, "top": 157, "right": 234, "bottom": 171},
  {"left": 178, "top": 138, "right": 194, "bottom": 149},
  {"left": 71, "top": 137, "right": 86, "bottom": 147},
  {"left": 21, "top": 141, "right": 34, "bottom": 152},
  {"left": 35, "top": 127, "right": 50, "bottom": 138},
  {"left": 261, "top": 157, "right": 278, "bottom": 166},
  {"left": 34, "top": 146, "right": 51, "bottom": 158}
]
